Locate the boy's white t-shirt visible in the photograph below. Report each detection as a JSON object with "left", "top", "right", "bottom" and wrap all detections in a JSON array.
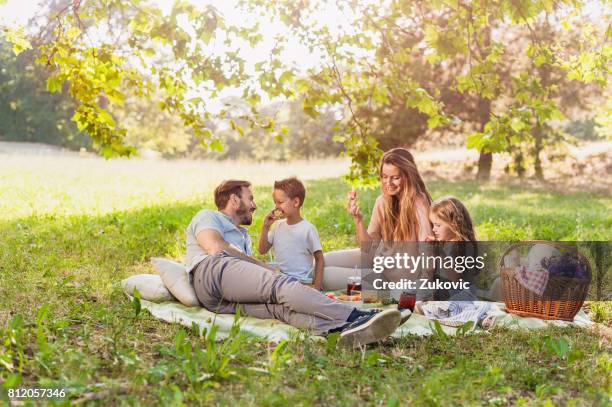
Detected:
[{"left": 268, "top": 219, "right": 322, "bottom": 279}]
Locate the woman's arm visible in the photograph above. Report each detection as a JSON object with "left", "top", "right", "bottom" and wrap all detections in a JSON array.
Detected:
[{"left": 347, "top": 192, "right": 380, "bottom": 244}]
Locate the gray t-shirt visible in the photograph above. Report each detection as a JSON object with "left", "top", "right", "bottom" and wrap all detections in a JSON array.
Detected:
[
  {"left": 185, "top": 209, "right": 252, "bottom": 273},
  {"left": 268, "top": 219, "right": 322, "bottom": 279}
]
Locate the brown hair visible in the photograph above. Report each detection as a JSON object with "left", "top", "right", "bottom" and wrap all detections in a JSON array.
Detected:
[
  {"left": 379, "top": 148, "right": 432, "bottom": 241},
  {"left": 430, "top": 197, "right": 476, "bottom": 241},
  {"left": 274, "top": 177, "right": 306, "bottom": 207},
  {"left": 214, "top": 180, "right": 251, "bottom": 210}
]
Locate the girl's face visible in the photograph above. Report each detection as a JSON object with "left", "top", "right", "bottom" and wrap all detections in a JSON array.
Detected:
[
  {"left": 430, "top": 212, "right": 457, "bottom": 241},
  {"left": 380, "top": 163, "right": 403, "bottom": 196}
]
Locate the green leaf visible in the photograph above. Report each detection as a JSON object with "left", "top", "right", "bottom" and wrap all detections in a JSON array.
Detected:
[
  {"left": 534, "top": 54, "right": 547, "bottom": 67},
  {"left": 210, "top": 139, "right": 223, "bottom": 151},
  {"left": 278, "top": 70, "right": 294, "bottom": 84},
  {"left": 3, "top": 373, "right": 22, "bottom": 388},
  {"left": 236, "top": 124, "right": 245, "bottom": 137},
  {"left": 510, "top": 118, "right": 525, "bottom": 132},
  {"left": 66, "top": 27, "right": 81, "bottom": 40},
  {"left": 46, "top": 76, "right": 62, "bottom": 93},
  {"left": 3, "top": 27, "right": 32, "bottom": 55},
  {"left": 132, "top": 288, "right": 142, "bottom": 317}
]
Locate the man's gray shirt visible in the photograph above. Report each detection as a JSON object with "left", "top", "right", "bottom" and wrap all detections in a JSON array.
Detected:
[{"left": 185, "top": 209, "right": 252, "bottom": 273}]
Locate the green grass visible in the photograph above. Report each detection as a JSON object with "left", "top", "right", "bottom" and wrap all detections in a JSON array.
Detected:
[{"left": 1, "top": 155, "right": 611, "bottom": 405}]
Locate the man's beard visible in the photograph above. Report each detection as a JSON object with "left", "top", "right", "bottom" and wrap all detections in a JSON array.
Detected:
[{"left": 236, "top": 201, "right": 253, "bottom": 225}]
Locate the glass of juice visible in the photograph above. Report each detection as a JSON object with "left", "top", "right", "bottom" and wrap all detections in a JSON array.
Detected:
[
  {"left": 399, "top": 291, "right": 416, "bottom": 311},
  {"left": 347, "top": 276, "right": 362, "bottom": 296}
]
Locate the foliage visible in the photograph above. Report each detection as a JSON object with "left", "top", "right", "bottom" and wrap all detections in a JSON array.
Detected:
[
  {"left": 1, "top": 1, "right": 610, "bottom": 181},
  {"left": 2, "top": 0, "right": 288, "bottom": 157},
  {"left": 0, "top": 39, "right": 90, "bottom": 149},
  {"left": 199, "top": 97, "right": 343, "bottom": 160},
  {"left": 114, "top": 92, "right": 193, "bottom": 157},
  {"left": 242, "top": 0, "right": 611, "bottom": 184}
]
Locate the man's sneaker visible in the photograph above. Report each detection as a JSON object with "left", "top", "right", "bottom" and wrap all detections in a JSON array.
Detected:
[{"left": 338, "top": 308, "right": 400, "bottom": 347}]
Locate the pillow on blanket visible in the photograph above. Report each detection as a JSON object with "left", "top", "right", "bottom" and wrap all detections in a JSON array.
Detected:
[
  {"left": 121, "top": 274, "right": 175, "bottom": 302},
  {"left": 152, "top": 257, "right": 200, "bottom": 307}
]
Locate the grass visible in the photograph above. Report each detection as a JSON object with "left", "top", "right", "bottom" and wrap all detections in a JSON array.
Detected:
[{"left": 0, "top": 154, "right": 611, "bottom": 405}]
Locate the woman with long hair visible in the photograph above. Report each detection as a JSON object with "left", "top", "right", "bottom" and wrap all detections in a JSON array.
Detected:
[{"left": 322, "top": 147, "right": 433, "bottom": 290}]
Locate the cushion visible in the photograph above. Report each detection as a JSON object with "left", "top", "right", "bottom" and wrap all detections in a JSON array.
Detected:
[
  {"left": 152, "top": 257, "right": 200, "bottom": 307},
  {"left": 526, "top": 244, "right": 561, "bottom": 268},
  {"left": 121, "top": 274, "right": 175, "bottom": 302}
]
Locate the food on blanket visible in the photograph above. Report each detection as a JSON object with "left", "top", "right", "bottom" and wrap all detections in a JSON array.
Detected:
[
  {"left": 380, "top": 297, "right": 397, "bottom": 306},
  {"left": 542, "top": 253, "right": 588, "bottom": 279},
  {"left": 326, "top": 291, "right": 362, "bottom": 302},
  {"left": 337, "top": 293, "right": 362, "bottom": 302},
  {"left": 362, "top": 294, "right": 379, "bottom": 304}
]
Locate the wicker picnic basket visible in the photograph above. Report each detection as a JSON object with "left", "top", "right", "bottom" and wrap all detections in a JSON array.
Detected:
[{"left": 500, "top": 241, "right": 591, "bottom": 321}]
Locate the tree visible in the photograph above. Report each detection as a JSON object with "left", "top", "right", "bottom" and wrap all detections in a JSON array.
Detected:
[
  {"left": 243, "top": 0, "right": 611, "bottom": 184},
  {"left": 192, "top": 96, "right": 341, "bottom": 161},
  {"left": 2, "top": 0, "right": 610, "bottom": 184},
  {"left": 2, "top": 0, "right": 288, "bottom": 157},
  {"left": 0, "top": 38, "right": 90, "bottom": 149}
]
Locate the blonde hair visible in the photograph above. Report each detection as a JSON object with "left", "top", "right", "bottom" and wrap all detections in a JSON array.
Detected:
[
  {"left": 379, "top": 148, "right": 432, "bottom": 241},
  {"left": 430, "top": 197, "right": 476, "bottom": 241}
]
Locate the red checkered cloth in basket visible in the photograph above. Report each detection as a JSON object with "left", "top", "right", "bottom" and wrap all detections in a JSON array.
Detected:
[{"left": 515, "top": 265, "right": 549, "bottom": 295}]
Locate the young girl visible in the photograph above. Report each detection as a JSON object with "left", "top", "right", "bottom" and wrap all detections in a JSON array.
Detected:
[
  {"left": 426, "top": 197, "right": 478, "bottom": 301},
  {"left": 427, "top": 197, "right": 476, "bottom": 242}
]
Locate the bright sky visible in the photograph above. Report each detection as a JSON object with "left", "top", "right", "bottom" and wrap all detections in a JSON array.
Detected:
[{"left": 0, "top": 0, "right": 365, "bottom": 111}]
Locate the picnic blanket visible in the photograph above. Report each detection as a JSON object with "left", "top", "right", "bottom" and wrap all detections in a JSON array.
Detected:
[{"left": 132, "top": 296, "right": 594, "bottom": 342}]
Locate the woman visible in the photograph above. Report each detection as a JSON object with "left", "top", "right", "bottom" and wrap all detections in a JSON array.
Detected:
[{"left": 322, "top": 147, "right": 433, "bottom": 290}]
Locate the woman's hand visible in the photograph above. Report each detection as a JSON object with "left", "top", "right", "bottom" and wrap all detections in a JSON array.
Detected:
[
  {"left": 425, "top": 235, "right": 437, "bottom": 243},
  {"left": 346, "top": 191, "right": 362, "bottom": 220}
]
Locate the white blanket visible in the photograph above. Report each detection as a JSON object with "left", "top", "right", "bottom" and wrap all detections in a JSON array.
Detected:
[{"left": 132, "top": 296, "right": 593, "bottom": 342}]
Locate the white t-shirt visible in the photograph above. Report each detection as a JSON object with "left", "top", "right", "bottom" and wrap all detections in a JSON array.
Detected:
[{"left": 268, "top": 219, "right": 322, "bottom": 279}]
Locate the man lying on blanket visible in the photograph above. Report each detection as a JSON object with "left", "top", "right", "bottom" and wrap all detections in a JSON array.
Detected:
[{"left": 185, "top": 179, "right": 400, "bottom": 347}]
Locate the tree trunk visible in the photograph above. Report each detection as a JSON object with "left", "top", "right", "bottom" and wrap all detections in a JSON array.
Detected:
[
  {"left": 475, "top": 26, "right": 493, "bottom": 181},
  {"left": 477, "top": 152, "right": 493, "bottom": 180},
  {"left": 533, "top": 124, "right": 544, "bottom": 180}
]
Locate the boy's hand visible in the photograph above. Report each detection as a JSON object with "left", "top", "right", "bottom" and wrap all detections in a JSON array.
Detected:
[
  {"left": 346, "top": 191, "right": 362, "bottom": 220},
  {"left": 263, "top": 209, "right": 280, "bottom": 228}
]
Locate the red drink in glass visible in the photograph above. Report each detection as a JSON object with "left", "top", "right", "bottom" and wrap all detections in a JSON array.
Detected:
[
  {"left": 399, "top": 291, "right": 416, "bottom": 311},
  {"left": 347, "top": 276, "right": 362, "bottom": 295}
]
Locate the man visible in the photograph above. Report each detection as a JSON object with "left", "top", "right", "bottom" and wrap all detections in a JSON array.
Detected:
[{"left": 185, "top": 179, "right": 400, "bottom": 347}]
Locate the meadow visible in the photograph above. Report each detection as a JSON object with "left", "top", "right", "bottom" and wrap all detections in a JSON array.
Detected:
[{"left": 1, "top": 153, "right": 611, "bottom": 405}]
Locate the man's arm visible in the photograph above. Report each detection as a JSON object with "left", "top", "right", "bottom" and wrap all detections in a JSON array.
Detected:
[
  {"left": 312, "top": 250, "right": 325, "bottom": 291},
  {"left": 196, "top": 229, "right": 278, "bottom": 271}
]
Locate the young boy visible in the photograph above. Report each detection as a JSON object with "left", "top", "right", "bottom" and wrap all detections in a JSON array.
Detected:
[{"left": 258, "top": 177, "right": 325, "bottom": 290}]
